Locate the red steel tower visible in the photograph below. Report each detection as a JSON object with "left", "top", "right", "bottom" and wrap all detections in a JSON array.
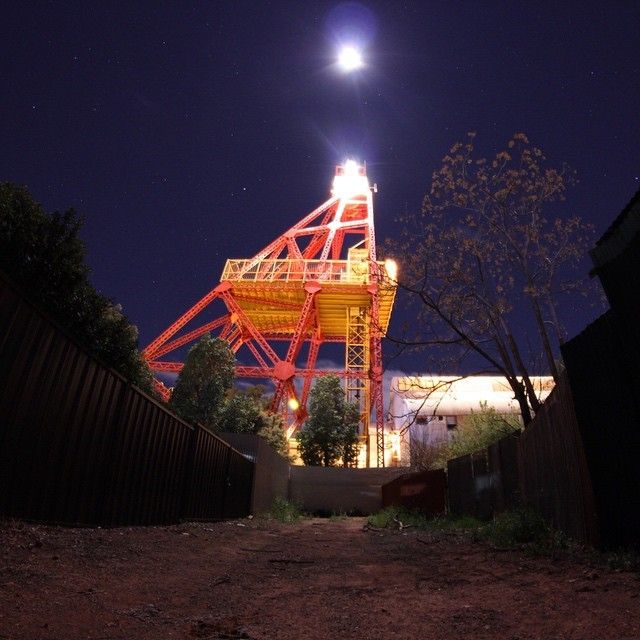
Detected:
[{"left": 143, "top": 161, "right": 396, "bottom": 466}]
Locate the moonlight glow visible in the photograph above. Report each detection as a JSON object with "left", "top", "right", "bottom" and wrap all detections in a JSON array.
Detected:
[{"left": 338, "top": 46, "right": 363, "bottom": 71}]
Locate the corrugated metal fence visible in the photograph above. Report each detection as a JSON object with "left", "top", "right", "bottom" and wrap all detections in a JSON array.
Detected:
[
  {"left": 562, "top": 312, "right": 640, "bottom": 549},
  {"left": 0, "top": 272, "right": 253, "bottom": 526},
  {"left": 446, "top": 376, "right": 599, "bottom": 546},
  {"left": 447, "top": 435, "right": 520, "bottom": 522},
  {"left": 518, "top": 375, "right": 598, "bottom": 544},
  {"left": 219, "top": 433, "right": 291, "bottom": 515}
]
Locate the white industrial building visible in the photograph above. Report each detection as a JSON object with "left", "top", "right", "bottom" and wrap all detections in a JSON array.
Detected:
[{"left": 387, "top": 375, "right": 555, "bottom": 465}]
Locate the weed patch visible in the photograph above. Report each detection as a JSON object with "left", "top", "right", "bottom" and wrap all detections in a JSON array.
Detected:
[
  {"left": 605, "top": 550, "right": 640, "bottom": 572},
  {"left": 367, "top": 507, "right": 482, "bottom": 532},
  {"left": 262, "top": 498, "right": 304, "bottom": 523},
  {"left": 368, "top": 507, "right": 640, "bottom": 573},
  {"left": 482, "top": 509, "right": 553, "bottom": 548},
  {"left": 328, "top": 512, "right": 349, "bottom": 521}
]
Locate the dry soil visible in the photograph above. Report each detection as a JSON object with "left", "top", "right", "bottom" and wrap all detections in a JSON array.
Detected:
[{"left": 0, "top": 517, "right": 638, "bottom": 639}]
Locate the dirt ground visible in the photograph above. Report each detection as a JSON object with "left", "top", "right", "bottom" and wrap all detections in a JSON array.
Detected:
[{"left": 0, "top": 517, "right": 638, "bottom": 640}]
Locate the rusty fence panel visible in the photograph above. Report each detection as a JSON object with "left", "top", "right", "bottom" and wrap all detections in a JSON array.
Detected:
[
  {"left": 219, "top": 433, "right": 291, "bottom": 515},
  {"left": 447, "top": 434, "right": 520, "bottom": 520},
  {"left": 471, "top": 451, "right": 492, "bottom": 519},
  {"left": 595, "top": 230, "right": 640, "bottom": 362},
  {"left": 446, "top": 455, "right": 474, "bottom": 517},
  {"left": 0, "top": 273, "right": 253, "bottom": 526},
  {"left": 100, "top": 387, "right": 193, "bottom": 526},
  {"left": 487, "top": 434, "right": 521, "bottom": 513},
  {"left": 182, "top": 428, "right": 230, "bottom": 521},
  {"left": 447, "top": 451, "right": 493, "bottom": 519},
  {"left": 562, "top": 313, "right": 639, "bottom": 549},
  {"left": 182, "top": 428, "right": 254, "bottom": 521},
  {"left": 381, "top": 469, "right": 446, "bottom": 516},
  {"left": 223, "top": 450, "right": 255, "bottom": 519},
  {"left": 518, "top": 375, "right": 599, "bottom": 545},
  {"left": 446, "top": 377, "right": 598, "bottom": 543}
]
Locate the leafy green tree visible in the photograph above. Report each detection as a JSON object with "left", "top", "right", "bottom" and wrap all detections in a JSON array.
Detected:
[
  {"left": 0, "top": 182, "right": 153, "bottom": 390},
  {"left": 218, "top": 387, "right": 291, "bottom": 458},
  {"left": 243, "top": 384, "right": 268, "bottom": 405},
  {"left": 218, "top": 391, "right": 262, "bottom": 433},
  {"left": 254, "top": 410, "right": 290, "bottom": 459},
  {"left": 90, "top": 302, "right": 154, "bottom": 390},
  {"left": 298, "top": 376, "right": 360, "bottom": 467},
  {"left": 170, "top": 335, "right": 235, "bottom": 430}
]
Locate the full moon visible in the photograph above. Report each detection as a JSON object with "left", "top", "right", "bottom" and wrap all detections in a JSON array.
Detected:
[{"left": 338, "top": 46, "right": 363, "bottom": 72}]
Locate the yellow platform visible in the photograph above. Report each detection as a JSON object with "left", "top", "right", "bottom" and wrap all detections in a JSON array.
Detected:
[{"left": 221, "top": 258, "right": 396, "bottom": 339}]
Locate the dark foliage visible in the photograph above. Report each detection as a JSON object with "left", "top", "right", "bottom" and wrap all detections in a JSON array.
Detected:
[
  {"left": 170, "top": 335, "right": 235, "bottom": 430},
  {"left": 0, "top": 183, "right": 153, "bottom": 390}
]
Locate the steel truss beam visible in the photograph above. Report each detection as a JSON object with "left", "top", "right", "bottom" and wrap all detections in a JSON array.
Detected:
[{"left": 144, "top": 163, "right": 396, "bottom": 466}]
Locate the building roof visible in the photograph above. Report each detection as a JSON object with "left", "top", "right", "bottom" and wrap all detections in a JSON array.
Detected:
[{"left": 590, "top": 188, "right": 640, "bottom": 272}]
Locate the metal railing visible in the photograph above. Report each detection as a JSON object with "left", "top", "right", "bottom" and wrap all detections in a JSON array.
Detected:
[{"left": 221, "top": 258, "right": 392, "bottom": 284}]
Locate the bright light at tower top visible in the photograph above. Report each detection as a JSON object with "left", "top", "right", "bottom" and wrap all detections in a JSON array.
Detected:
[
  {"left": 344, "top": 159, "right": 359, "bottom": 176},
  {"left": 338, "top": 46, "right": 363, "bottom": 71},
  {"left": 332, "top": 159, "right": 369, "bottom": 198}
]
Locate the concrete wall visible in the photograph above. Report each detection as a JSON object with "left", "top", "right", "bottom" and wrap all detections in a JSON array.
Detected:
[{"left": 289, "top": 466, "right": 405, "bottom": 515}]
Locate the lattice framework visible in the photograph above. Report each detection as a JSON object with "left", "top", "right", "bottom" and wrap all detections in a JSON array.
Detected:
[{"left": 143, "top": 162, "right": 396, "bottom": 466}]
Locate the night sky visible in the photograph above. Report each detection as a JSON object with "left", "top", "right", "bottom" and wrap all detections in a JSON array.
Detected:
[{"left": 2, "top": 1, "right": 639, "bottom": 375}]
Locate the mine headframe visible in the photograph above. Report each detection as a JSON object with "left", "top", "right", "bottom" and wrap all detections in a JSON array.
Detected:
[{"left": 143, "top": 161, "right": 397, "bottom": 466}]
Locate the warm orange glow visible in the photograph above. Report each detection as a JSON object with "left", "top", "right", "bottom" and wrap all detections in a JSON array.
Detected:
[{"left": 384, "top": 259, "right": 398, "bottom": 281}]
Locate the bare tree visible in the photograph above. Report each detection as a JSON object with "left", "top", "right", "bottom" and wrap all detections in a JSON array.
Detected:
[
  {"left": 409, "top": 439, "right": 447, "bottom": 471},
  {"left": 386, "top": 133, "right": 598, "bottom": 425}
]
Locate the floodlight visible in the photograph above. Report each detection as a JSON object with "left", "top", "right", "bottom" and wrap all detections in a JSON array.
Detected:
[
  {"left": 331, "top": 159, "right": 369, "bottom": 198},
  {"left": 384, "top": 259, "right": 398, "bottom": 280}
]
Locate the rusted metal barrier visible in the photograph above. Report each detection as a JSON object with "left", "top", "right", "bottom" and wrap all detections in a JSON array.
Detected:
[
  {"left": 381, "top": 469, "right": 446, "bottom": 516},
  {"left": 447, "top": 450, "right": 494, "bottom": 520},
  {"left": 518, "top": 375, "right": 598, "bottom": 545},
  {"left": 446, "top": 378, "right": 599, "bottom": 545},
  {"left": 0, "top": 272, "right": 253, "bottom": 526}
]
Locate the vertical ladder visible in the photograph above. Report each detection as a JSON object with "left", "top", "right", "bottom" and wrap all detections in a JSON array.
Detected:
[{"left": 345, "top": 306, "right": 370, "bottom": 465}]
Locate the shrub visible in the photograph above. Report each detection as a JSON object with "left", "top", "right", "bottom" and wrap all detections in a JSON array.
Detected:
[
  {"left": 484, "top": 508, "right": 552, "bottom": 547},
  {"left": 263, "top": 498, "right": 304, "bottom": 523}
]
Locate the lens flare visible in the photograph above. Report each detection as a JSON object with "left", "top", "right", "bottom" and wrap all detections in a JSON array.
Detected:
[{"left": 338, "top": 46, "right": 363, "bottom": 71}]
